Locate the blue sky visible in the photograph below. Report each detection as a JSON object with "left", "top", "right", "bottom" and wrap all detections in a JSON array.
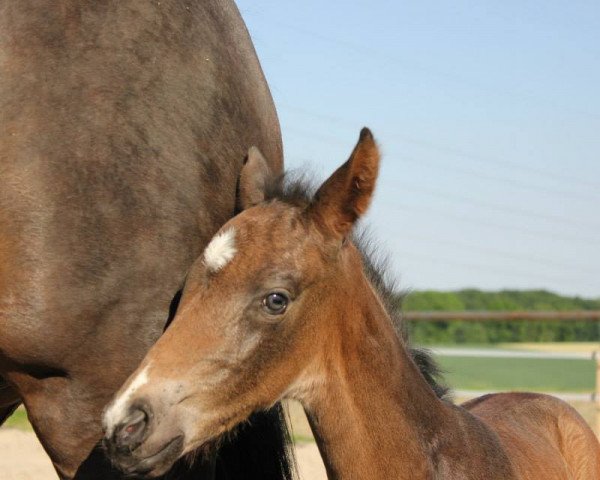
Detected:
[{"left": 236, "top": 1, "right": 600, "bottom": 298}]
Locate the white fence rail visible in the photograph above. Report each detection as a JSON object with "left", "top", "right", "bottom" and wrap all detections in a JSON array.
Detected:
[{"left": 431, "top": 347, "right": 593, "bottom": 360}]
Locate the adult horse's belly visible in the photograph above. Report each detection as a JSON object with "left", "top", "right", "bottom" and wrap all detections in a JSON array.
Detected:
[{"left": 0, "top": 1, "right": 282, "bottom": 477}]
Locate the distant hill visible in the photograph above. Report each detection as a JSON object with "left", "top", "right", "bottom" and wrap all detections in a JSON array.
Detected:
[{"left": 402, "top": 289, "right": 600, "bottom": 344}]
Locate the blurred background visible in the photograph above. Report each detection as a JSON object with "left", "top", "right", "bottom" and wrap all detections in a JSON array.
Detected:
[{"left": 238, "top": 0, "right": 599, "bottom": 298}]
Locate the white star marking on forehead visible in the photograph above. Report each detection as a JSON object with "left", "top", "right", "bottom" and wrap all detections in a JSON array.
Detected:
[{"left": 204, "top": 228, "right": 237, "bottom": 272}]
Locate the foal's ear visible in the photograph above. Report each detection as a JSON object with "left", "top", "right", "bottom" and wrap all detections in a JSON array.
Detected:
[
  {"left": 237, "top": 146, "right": 274, "bottom": 210},
  {"left": 309, "top": 128, "right": 380, "bottom": 239}
]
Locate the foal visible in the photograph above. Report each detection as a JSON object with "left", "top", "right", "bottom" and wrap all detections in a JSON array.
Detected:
[{"left": 104, "top": 129, "right": 600, "bottom": 479}]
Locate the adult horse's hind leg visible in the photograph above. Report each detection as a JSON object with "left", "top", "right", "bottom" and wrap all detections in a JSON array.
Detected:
[
  {"left": 0, "top": 403, "right": 19, "bottom": 426},
  {"left": 12, "top": 376, "right": 119, "bottom": 480},
  {"left": 0, "top": 377, "right": 20, "bottom": 426}
]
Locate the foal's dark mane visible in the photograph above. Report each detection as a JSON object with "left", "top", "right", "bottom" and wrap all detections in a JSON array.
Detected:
[{"left": 263, "top": 173, "right": 449, "bottom": 399}]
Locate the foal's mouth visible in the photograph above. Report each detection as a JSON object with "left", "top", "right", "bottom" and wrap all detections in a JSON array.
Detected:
[{"left": 118, "top": 435, "right": 184, "bottom": 478}]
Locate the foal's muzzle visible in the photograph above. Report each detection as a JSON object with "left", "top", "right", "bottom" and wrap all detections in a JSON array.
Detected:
[{"left": 104, "top": 403, "right": 185, "bottom": 477}]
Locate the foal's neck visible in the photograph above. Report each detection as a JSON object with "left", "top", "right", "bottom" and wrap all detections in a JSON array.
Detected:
[{"left": 301, "top": 250, "right": 450, "bottom": 479}]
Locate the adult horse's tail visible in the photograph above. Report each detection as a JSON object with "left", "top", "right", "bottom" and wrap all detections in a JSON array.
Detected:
[{"left": 215, "top": 405, "right": 296, "bottom": 480}]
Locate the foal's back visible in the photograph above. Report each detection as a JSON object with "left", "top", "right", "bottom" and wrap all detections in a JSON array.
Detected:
[{"left": 464, "top": 393, "right": 600, "bottom": 479}]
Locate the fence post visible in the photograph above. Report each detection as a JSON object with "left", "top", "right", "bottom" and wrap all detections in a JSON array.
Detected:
[
  {"left": 596, "top": 351, "right": 600, "bottom": 405},
  {"left": 596, "top": 351, "right": 600, "bottom": 438}
]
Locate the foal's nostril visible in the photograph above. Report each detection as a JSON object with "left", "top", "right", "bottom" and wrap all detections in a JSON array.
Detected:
[{"left": 114, "top": 408, "right": 150, "bottom": 450}]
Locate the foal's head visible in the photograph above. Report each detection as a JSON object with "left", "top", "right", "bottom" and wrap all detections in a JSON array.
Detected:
[{"left": 103, "top": 129, "right": 380, "bottom": 476}]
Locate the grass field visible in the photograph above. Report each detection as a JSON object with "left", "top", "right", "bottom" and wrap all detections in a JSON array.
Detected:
[
  {"left": 436, "top": 356, "right": 595, "bottom": 392},
  {"left": 3, "top": 409, "right": 29, "bottom": 430}
]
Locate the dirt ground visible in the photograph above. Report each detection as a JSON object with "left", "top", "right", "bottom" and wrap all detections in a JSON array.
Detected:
[
  {"left": 0, "top": 427, "right": 327, "bottom": 480},
  {"left": 0, "top": 429, "right": 57, "bottom": 480}
]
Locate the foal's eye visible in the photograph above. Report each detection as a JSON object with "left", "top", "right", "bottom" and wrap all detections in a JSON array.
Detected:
[{"left": 262, "top": 292, "right": 289, "bottom": 315}]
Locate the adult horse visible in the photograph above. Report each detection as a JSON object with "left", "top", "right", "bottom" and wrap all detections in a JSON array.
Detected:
[{"left": 0, "top": 1, "right": 294, "bottom": 479}]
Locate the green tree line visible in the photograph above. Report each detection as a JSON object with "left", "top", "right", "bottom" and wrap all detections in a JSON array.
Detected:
[{"left": 403, "top": 289, "right": 600, "bottom": 344}]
